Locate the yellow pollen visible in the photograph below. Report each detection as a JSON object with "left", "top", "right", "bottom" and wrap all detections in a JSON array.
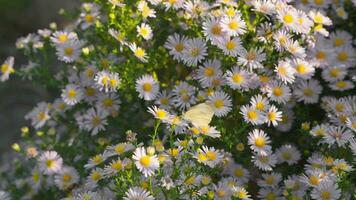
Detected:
[
  {"left": 139, "top": 155, "right": 151, "bottom": 167},
  {"left": 255, "top": 137, "right": 265, "bottom": 148},
  {"left": 283, "top": 14, "right": 294, "bottom": 24},
  {"left": 273, "top": 87, "right": 283, "bottom": 97},
  {"left": 204, "top": 67, "right": 215, "bottom": 77},
  {"left": 303, "top": 88, "right": 314, "bottom": 97},
  {"left": 64, "top": 47, "right": 74, "bottom": 56},
  {"left": 142, "top": 83, "right": 152, "bottom": 92}
]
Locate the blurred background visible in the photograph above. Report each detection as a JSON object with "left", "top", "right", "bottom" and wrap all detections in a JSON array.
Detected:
[{"left": 0, "top": 0, "right": 78, "bottom": 153}]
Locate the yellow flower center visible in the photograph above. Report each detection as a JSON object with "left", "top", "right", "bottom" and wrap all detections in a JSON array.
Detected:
[
  {"left": 156, "top": 109, "right": 167, "bottom": 119},
  {"left": 142, "top": 83, "right": 152, "bottom": 92},
  {"left": 91, "top": 171, "right": 101, "bottom": 181},
  {"left": 139, "top": 155, "right": 151, "bottom": 167},
  {"left": 232, "top": 73, "right": 244, "bottom": 84},
  {"left": 228, "top": 21, "right": 239, "bottom": 30},
  {"left": 329, "top": 68, "right": 340, "bottom": 77},
  {"left": 135, "top": 48, "right": 145, "bottom": 58},
  {"left": 247, "top": 110, "right": 258, "bottom": 120},
  {"left": 204, "top": 67, "right": 215, "bottom": 77},
  {"left": 93, "top": 155, "right": 103, "bottom": 164},
  {"left": 334, "top": 38, "right": 344, "bottom": 46},
  {"left": 46, "top": 159, "right": 55, "bottom": 168},
  {"left": 303, "top": 88, "right": 314, "bottom": 97},
  {"left": 226, "top": 40, "right": 236, "bottom": 50},
  {"left": 63, "top": 174, "right": 72, "bottom": 182},
  {"left": 206, "top": 151, "right": 217, "bottom": 161},
  {"left": 175, "top": 43, "right": 184, "bottom": 52},
  {"left": 64, "top": 47, "right": 74, "bottom": 56},
  {"left": 316, "top": 51, "right": 325, "bottom": 60},
  {"left": 268, "top": 112, "right": 276, "bottom": 121},
  {"left": 309, "top": 175, "right": 320, "bottom": 186},
  {"left": 265, "top": 176, "right": 274, "bottom": 185},
  {"left": 58, "top": 34, "right": 68, "bottom": 43},
  {"left": 336, "top": 81, "right": 347, "bottom": 89},
  {"left": 321, "top": 191, "right": 331, "bottom": 200},
  {"left": 214, "top": 99, "right": 224, "bottom": 109},
  {"left": 111, "top": 160, "right": 123, "bottom": 170},
  {"left": 91, "top": 116, "right": 101, "bottom": 126},
  {"left": 190, "top": 48, "right": 200, "bottom": 57},
  {"left": 283, "top": 14, "right": 294, "bottom": 24},
  {"left": 85, "top": 14, "right": 94, "bottom": 23},
  {"left": 266, "top": 192, "right": 275, "bottom": 200},
  {"left": 234, "top": 168, "right": 244, "bottom": 177},
  {"left": 296, "top": 64, "right": 307, "bottom": 74},
  {"left": 256, "top": 102, "right": 265, "bottom": 110},
  {"left": 211, "top": 25, "right": 222, "bottom": 35},
  {"left": 273, "top": 87, "right": 283, "bottom": 97},
  {"left": 337, "top": 51, "right": 348, "bottom": 61},
  {"left": 37, "top": 112, "right": 47, "bottom": 121},
  {"left": 255, "top": 137, "right": 265, "bottom": 148},
  {"left": 115, "top": 143, "right": 126, "bottom": 154}
]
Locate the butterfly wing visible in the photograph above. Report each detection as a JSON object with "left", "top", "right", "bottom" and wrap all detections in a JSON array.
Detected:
[{"left": 182, "top": 103, "right": 215, "bottom": 128}]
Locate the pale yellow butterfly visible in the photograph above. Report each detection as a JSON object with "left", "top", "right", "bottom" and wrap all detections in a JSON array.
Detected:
[{"left": 182, "top": 102, "right": 215, "bottom": 129}]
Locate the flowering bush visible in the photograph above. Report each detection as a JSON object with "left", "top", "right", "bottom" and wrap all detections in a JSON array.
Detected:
[{"left": 1, "top": 0, "right": 356, "bottom": 199}]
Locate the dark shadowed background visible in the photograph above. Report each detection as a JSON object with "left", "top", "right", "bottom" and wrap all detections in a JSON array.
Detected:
[{"left": 0, "top": 0, "right": 78, "bottom": 153}]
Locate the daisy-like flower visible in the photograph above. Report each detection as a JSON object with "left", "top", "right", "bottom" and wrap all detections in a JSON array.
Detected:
[
  {"left": 293, "top": 79, "right": 322, "bottom": 104},
  {"left": 129, "top": 43, "right": 148, "bottom": 62},
  {"left": 258, "top": 187, "right": 283, "bottom": 200},
  {"left": 311, "top": 180, "right": 341, "bottom": 200},
  {"left": 277, "top": 6, "right": 298, "bottom": 32},
  {"left": 103, "top": 158, "right": 127, "bottom": 177},
  {"left": 329, "top": 80, "right": 354, "bottom": 91},
  {"left": 54, "top": 166, "right": 79, "bottom": 190},
  {"left": 202, "top": 17, "right": 226, "bottom": 43},
  {"left": 220, "top": 14, "right": 247, "bottom": 37},
  {"left": 138, "top": 1, "right": 156, "bottom": 18},
  {"left": 285, "top": 40, "right": 306, "bottom": 58},
  {"left": 137, "top": 23, "right": 153, "bottom": 40},
  {"left": 50, "top": 31, "right": 78, "bottom": 45},
  {"left": 273, "top": 29, "right": 291, "bottom": 52},
  {"left": 310, "top": 123, "right": 329, "bottom": 137},
  {"left": 124, "top": 187, "right": 154, "bottom": 200},
  {"left": 133, "top": 147, "right": 159, "bottom": 177},
  {"left": 257, "top": 172, "right": 282, "bottom": 188},
  {"left": 148, "top": 106, "right": 170, "bottom": 121},
  {"left": 295, "top": 10, "right": 313, "bottom": 34},
  {"left": 346, "top": 117, "right": 356, "bottom": 132},
  {"left": 38, "top": 151, "right": 63, "bottom": 175},
  {"left": 214, "top": 181, "right": 233, "bottom": 199},
  {"left": 225, "top": 66, "right": 251, "bottom": 90},
  {"left": 104, "top": 142, "right": 135, "bottom": 157},
  {"left": 207, "top": 91, "right": 232, "bottom": 117},
  {"left": 252, "top": 152, "right": 277, "bottom": 171},
  {"left": 86, "top": 168, "right": 103, "bottom": 189},
  {"left": 195, "top": 146, "right": 223, "bottom": 168},
  {"left": 84, "top": 153, "right": 107, "bottom": 169},
  {"left": 182, "top": 38, "right": 208, "bottom": 66},
  {"left": 237, "top": 47, "right": 266, "bottom": 70},
  {"left": 74, "top": 191, "right": 100, "bottom": 200},
  {"left": 109, "top": 28, "right": 126, "bottom": 45},
  {"left": 96, "top": 93, "right": 121, "bottom": 115},
  {"left": 25, "top": 102, "right": 51, "bottom": 129},
  {"left": 240, "top": 105, "right": 265, "bottom": 125},
  {"left": 217, "top": 37, "right": 242, "bottom": 57},
  {"left": 265, "top": 105, "right": 282, "bottom": 127},
  {"left": 252, "top": 0, "right": 275, "bottom": 15},
  {"left": 292, "top": 58, "right": 315, "bottom": 80},
  {"left": 248, "top": 129, "right": 272, "bottom": 156},
  {"left": 154, "top": 90, "right": 173, "bottom": 109},
  {"left": 94, "top": 70, "right": 121, "bottom": 93},
  {"left": 164, "top": 33, "right": 188, "bottom": 61},
  {"left": 56, "top": 39, "right": 84, "bottom": 63},
  {"left": 331, "top": 45, "right": 355, "bottom": 67},
  {"left": 61, "top": 84, "right": 84, "bottom": 106},
  {"left": 274, "top": 59, "right": 296, "bottom": 84},
  {"left": 276, "top": 144, "right": 301, "bottom": 165},
  {"left": 264, "top": 80, "right": 291, "bottom": 104},
  {"left": 323, "top": 126, "right": 353, "bottom": 148},
  {"left": 1, "top": 56, "right": 14, "bottom": 82},
  {"left": 329, "top": 31, "right": 353, "bottom": 48},
  {"left": 250, "top": 94, "right": 270, "bottom": 112},
  {"left": 82, "top": 107, "right": 109, "bottom": 135},
  {"left": 232, "top": 186, "right": 251, "bottom": 200},
  {"left": 163, "top": 0, "right": 184, "bottom": 10},
  {"left": 135, "top": 74, "right": 160, "bottom": 101},
  {"left": 172, "top": 81, "right": 196, "bottom": 110},
  {"left": 321, "top": 65, "right": 347, "bottom": 83}
]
